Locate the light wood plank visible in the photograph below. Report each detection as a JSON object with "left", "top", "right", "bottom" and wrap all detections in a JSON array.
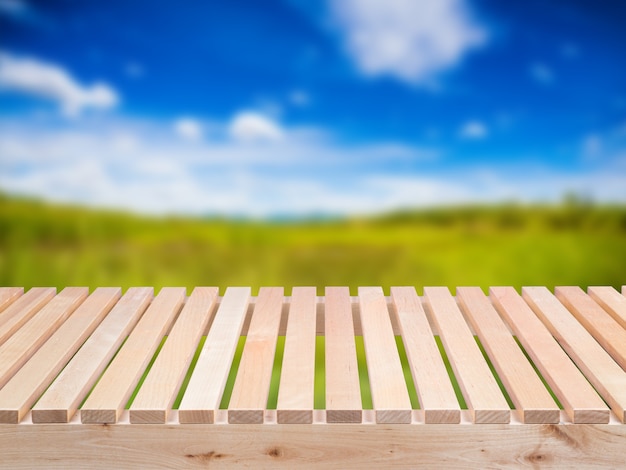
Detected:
[
  {"left": 490, "top": 287, "right": 609, "bottom": 424},
  {"left": 324, "top": 287, "right": 363, "bottom": 423},
  {"left": 325, "top": 287, "right": 362, "bottom": 423},
  {"left": 390, "top": 287, "right": 460, "bottom": 423},
  {"left": 2, "top": 423, "right": 626, "bottom": 469},
  {"left": 81, "top": 287, "right": 185, "bottom": 424},
  {"left": 0, "top": 287, "right": 87, "bottom": 389},
  {"left": 276, "top": 287, "right": 317, "bottom": 424},
  {"left": 358, "top": 287, "right": 411, "bottom": 423},
  {"left": 423, "top": 287, "right": 510, "bottom": 423},
  {"left": 588, "top": 286, "right": 626, "bottom": 329},
  {"left": 32, "top": 287, "right": 153, "bottom": 423},
  {"left": 0, "top": 287, "right": 22, "bottom": 315},
  {"left": 178, "top": 287, "right": 251, "bottom": 423},
  {"left": 0, "top": 288, "right": 121, "bottom": 423},
  {"left": 0, "top": 287, "right": 56, "bottom": 345},
  {"left": 130, "top": 287, "right": 219, "bottom": 424},
  {"left": 523, "top": 286, "right": 626, "bottom": 422},
  {"left": 228, "top": 287, "right": 284, "bottom": 424},
  {"left": 556, "top": 286, "right": 626, "bottom": 370},
  {"left": 457, "top": 287, "right": 559, "bottom": 424}
]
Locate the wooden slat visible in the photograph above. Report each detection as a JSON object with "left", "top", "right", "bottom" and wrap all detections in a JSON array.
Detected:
[
  {"left": 491, "top": 287, "right": 609, "bottom": 424},
  {"left": 0, "top": 287, "right": 56, "bottom": 345},
  {"left": 178, "top": 287, "right": 251, "bottom": 424},
  {"left": 390, "top": 287, "right": 460, "bottom": 423},
  {"left": 358, "top": 287, "right": 411, "bottom": 423},
  {"left": 130, "top": 287, "right": 219, "bottom": 424},
  {"left": 523, "top": 286, "right": 626, "bottom": 422},
  {"left": 423, "top": 287, "right": 510, "bottom": 423},
  {"left": 0, "top": 287, "right": 87, "bottom": 389},
  {"left": 325, "top": 287, "right": 362, "bottom": 423},
  {"left": 276, "top": 287, "right": 317, "bottom": 424},
  {"left": 588, "top": 286, "right": 626, "bottom": 329},
  {"left": 556, "top": 286, "right": 626, "bottom": 370},
  {"left": 228, "top": 287, "right": 284, "bottom": 424},
  {"left": 0, "top": 287, "right": 22, "bottom": 314},
  {"left": 32, "top": 288, "right": 153, "bottom": 423},
  {"left": 457, "top": 287, "right": 559, "bottom": 423},
  {"left": 80, "top": 287, "right": 185, "bottom": 424},
  {"left": 0, "top": 288, "right": 121, "bottom": 423}
]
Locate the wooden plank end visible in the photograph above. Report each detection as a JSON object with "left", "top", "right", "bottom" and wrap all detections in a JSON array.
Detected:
[
  {"left": 522, "top": 408, "right": 561, "bottom": 424},
  {"left": 276, "top": 409, "right": 313, "bottom": 424},
  {"left": 228, "top": 409, "right": 264, "bottom": 424},
  {"left": 375, "top": 409, "right": 411, "bottom": 424},
  {"left": 129, "top": 409, "right": 166, "bottom": 424},
  {"left": 80, "top": 409, "right": 119, "bottom": 424},
  {"left": 178, "top": 409, "right": 214, "bottom": 424},
  {"left": 473, "top": 409, "right": 511, "bottom": 424},
  {"left": 326, "top": 409, "right": 362, "bottom": 424},
  {"left": 424, "top": 408, "right": 461, "bottom": 424},
  {"left": 0, "top": 409, "right": 19, "bottom": 424},
  {"left": 31, "top": 409, "right": 70, "bottom": 424},
  {"left": 572, "top": 408, "right": 610, "bottom": 424}
]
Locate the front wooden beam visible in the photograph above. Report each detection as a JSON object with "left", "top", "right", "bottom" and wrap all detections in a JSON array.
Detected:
[{"left": 1, "top": 423, "right": 625, "bottom": 468}]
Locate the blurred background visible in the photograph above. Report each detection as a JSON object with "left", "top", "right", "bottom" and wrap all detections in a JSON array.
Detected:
[{"left": 1, "top": 0, "right": 625, "bottom": 293}]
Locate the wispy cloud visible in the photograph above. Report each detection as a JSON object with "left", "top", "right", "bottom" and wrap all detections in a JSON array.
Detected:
[
  {"left": 228, "top": 111, "right": 285, "bottom": 143},
  {"left": 0, "top": 51, "right": 119, "bottom": 116},
  {"left": 530, "top": 63, "right": 554, "bottom": 85},
  {"left": 459, "top": 120, "right": 488, "bottom": 139},
  {"left": 174, "top": 117, "right": 203, "bottom": 142},
  {"left": 2, "top": 114, "right": 624, "bottom": 217},
  {"left": 329, "top": 0, "right": 487, "bottom": 86},
  {"left": 0, "top": 0, "right": 29, "bottom": 20}
]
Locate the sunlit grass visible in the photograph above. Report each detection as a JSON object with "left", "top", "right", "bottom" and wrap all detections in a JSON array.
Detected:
[{"left": 1, "top": 193, "right": 625, "bottom": 292}]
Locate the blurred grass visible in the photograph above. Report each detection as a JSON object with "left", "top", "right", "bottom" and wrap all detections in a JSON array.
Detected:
[{"left": 1, "top": 192, "right": 625, "bottom": 292}]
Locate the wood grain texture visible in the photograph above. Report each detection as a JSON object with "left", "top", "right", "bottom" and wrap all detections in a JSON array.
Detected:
[
  {"left": 130, "top": 287, "right": 219, "bottom": 424},
  {"left": 0, "top": 288, "right": 120, "bottom": 423},
  {"left": 0, "top": 287, "right": 87, "bottom": 389},
  {"left": 0, "top": 288, "right": 56, "bottom": 346},
  {"left": 358, "top": 287, "right": 411, "bottom": 423},
  {"left": 324, "top": 287, "right": 362, "bottom": 423},
  {"left": 523, "top": 286, "right": 626, "bottom": 423},
  {"left": 276, "top": 287, "right": 317, "bottom": 424},
  {"left": 588, "top": 286, "right": 626, "bottom": 329},
  {"left": 423, "top": 287, "right": 510, "bottom": 424},
  {"left": 0, "top": 423, "right": 625, "bottom": 469},
  {"left": 457, "top": 287, "right": 559, "bottom": 424},
  {"left": 178, "top": 287, "right": 251, "bottom": 424},
  {"left": 490, "top": 287, "right": 609, "bottom": 424},
  {"left": 81, "top": 288, "right": 185, "bottom": 424},
  {"left": 228, "top": 287, "right": 284, "bottom": 424},
  {"left": 0, "top": 288, "right": 22, "bottom": 315},
  {"left": 390, "top": 287, "right": 460, "bottom": 424},
  {"left": 32, "top": 287, "right": 153, "bottom": 424},
  {"left": 556, "top": 286, "right": 626, "bottom": 370}
]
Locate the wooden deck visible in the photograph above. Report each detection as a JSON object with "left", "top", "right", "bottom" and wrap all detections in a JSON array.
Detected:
[{"left": 0, "top": 285, "right": 625, "bottom": 468}]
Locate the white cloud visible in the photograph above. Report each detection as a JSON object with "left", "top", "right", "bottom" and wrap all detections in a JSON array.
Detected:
[
  {"left": 459, "top": 120, "right": 488, "bottom": 139},
  {"left": 228, "top": 111, "right": 285, "bottom": 143},
  {"left": 289, "top": 90, "right": 310, "bottom": 107},
  {"left": 530, "top": 63, "right": 554, "bottom": 85},
  {"left": 174, "top": 117, "right": 203, "bottom": 141},
  {"left": 583, "top": 134, "right": 602, "bottom": 160},
  {"left": 0, "top": 51, "right": 119, "bottom": 116},
  {"left": 124, "top": 62, "right": 144, "bottom": 79},
  {"left": 2, "top": 115, "right": 625, "bottom": 217},
  {"left": 329, "top": 0, "right": 486, "bottom": 85},
  {"left": 0, "top": 0, "right": 26, "bottom": 17}
]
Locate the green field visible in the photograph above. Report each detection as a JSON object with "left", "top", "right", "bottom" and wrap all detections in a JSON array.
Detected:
[{"left": 1, "top": 193, "right": 625, "bottom": 293}]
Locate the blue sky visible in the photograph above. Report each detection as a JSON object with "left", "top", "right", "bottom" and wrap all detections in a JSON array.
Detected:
[{"left": 1, "top": 0, "right": 625, "bottom": 216}]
